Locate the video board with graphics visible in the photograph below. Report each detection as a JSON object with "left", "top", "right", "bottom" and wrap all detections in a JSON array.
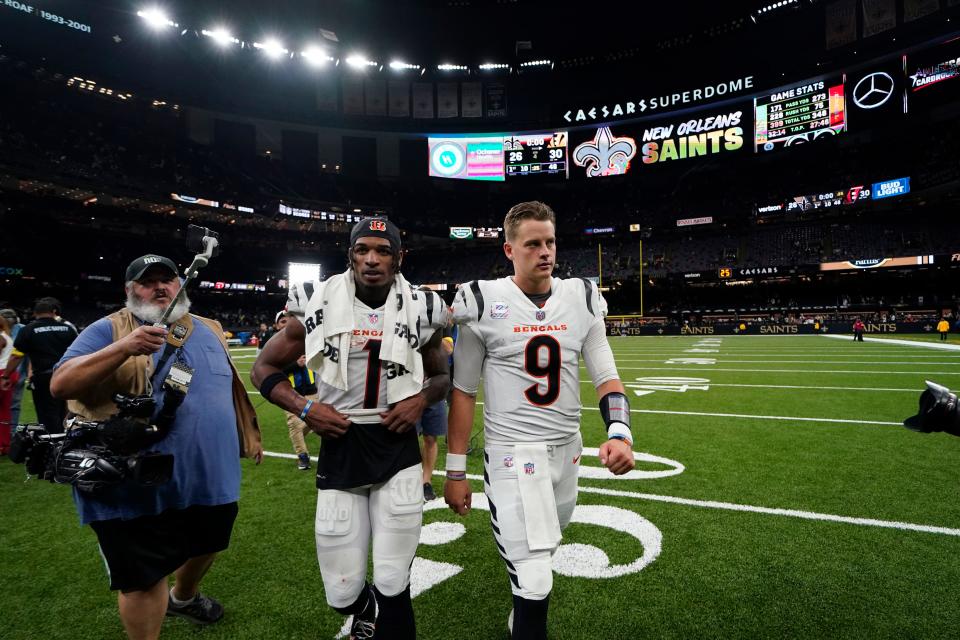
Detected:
[
  {"left": 907, "top": 38, "right": 960, "bottom": 109},
  {"left": 429, "top": 132, "right": 568, "bottom": 181},
  {"left": 568, "top": 106, "right": 748, "bottom": 178},
  {"left": 754, "top": 78, "right": 846, "bottom": 152},
  {"left": 503, "top": 132, "right": 569, "bottom": 178},
  {"left": 428, "top": 136, "right": 505, "bottom": 181}
]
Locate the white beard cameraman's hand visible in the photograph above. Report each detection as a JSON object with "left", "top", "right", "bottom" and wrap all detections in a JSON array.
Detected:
[{"left": 120, "top": 325, "right": 168, "bottom": 356}]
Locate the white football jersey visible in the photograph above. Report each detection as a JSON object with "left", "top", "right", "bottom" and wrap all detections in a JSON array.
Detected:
[
  {"left": 287, "top": 281, "right": 447, "bottom": 421},
  {"left": 452, "top": 277, "right": 611, "bottom": 444}
]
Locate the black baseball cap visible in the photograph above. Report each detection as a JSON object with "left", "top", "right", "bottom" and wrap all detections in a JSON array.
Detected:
[
  {"left": 350, "top": 217, "right": 401, "bottom": 252},
  {"left": 125, "top": 254, "right": 178, "bottom": 282}
]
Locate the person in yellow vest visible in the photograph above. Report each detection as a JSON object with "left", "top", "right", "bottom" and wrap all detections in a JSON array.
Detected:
[
  {"left": 49, "top": 254, "right": 262, "bottom": 640},
  {"left": 282, "top": 342, "right": 320, "bottom": 471},
  {"left": 938, "top": 317, "right": 950, "bottom": 342}
]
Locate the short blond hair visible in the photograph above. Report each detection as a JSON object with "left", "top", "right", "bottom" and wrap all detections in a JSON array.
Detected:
[{"left": 504, "top": 201, "right": 556, "bottom": 242}]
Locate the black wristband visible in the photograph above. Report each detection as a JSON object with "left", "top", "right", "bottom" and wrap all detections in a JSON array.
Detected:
[
  {"left": 259, "top": 371, "right": 291, "bottom": 403},
  {"left": 599, "top": 392, "right": 631, "bottom": 429}
]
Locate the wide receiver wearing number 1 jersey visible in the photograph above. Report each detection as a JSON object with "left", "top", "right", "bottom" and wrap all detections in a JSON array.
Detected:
[
  {"left": 444, "top": 201, "right": 635, "bottom": 640},
  {"left": 253, "top": 217, "right": 449, "bottom": 640}
]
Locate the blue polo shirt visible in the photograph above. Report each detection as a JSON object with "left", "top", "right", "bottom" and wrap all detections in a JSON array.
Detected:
[{"left": 57, "top": 316, "right": 241, "bottom": 525}]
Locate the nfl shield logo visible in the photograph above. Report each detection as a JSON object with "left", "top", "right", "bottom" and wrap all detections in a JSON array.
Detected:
[
  {"left": 523, "top": 462, "right": 535, "bottom": 475},
  {"left": 367, "top": 313, "right": 379, "bottom": 325},
  {"left": 535, "top": 309, "right": 546, "bottom": 321},
  {"left": 503, "top": 455, "right": 514, "bottom": 468}
]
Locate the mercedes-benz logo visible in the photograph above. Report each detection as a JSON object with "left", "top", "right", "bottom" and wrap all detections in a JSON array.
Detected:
[{"left": 853, "top": 72, "right": 894, "bottom": 109}]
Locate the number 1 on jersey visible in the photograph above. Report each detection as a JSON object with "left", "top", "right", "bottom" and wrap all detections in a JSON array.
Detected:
[
  {"left": 362, "top": 339, "right": 382, "bottom": 409},
  {"left": 523, "top": 334, "right": 561, "bottom": 406}
]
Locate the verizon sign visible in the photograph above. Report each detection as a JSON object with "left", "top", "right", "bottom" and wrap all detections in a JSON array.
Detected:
[{"left": 676, "top": 216, "right": 713, "bottom": 227}]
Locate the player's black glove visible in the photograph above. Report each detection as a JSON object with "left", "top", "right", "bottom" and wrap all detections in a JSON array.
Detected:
[{"left": 904, "top": 381, "right": 960, "bottom": 437}]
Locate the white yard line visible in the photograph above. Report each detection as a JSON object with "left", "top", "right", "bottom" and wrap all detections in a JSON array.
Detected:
[
  {"left": 259, "top": 452, "right": 959, "bottom": 537},
  {"left": 681, "top": 382, "right": 921, "bottom": 393},
  {"left": 612, "top": 359, "right": 960, "bottom": 365},
  {"left": 608, "top": 366, "right": 960, "bottom": 375},
  {"left": 612, "top": 352, "right": 960, "bottom": 358},
  {"left": 577, "top": 486, "right": 960, "bottom": 537},
  {"left": 821, "top": 334, "right": 960, "bottom": 351}
]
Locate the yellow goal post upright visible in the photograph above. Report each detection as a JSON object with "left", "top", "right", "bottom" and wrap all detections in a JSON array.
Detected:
[{"left": 594, "top": 238, "right": 645, "bottom": 319}]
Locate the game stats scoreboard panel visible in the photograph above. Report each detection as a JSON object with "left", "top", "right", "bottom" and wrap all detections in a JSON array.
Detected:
[
  {"left": 428, "top": 132, "right": 568, "bottom": 181},
  {"left": 504, "top": 132, "right": 569, "bottom": 178},
  {"left": 754, "top": 78, "right": 846, "bottom": 152}
]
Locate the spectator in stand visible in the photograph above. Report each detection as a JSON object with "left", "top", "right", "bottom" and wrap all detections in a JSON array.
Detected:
[
  {"left": 852, "top": 318, "right": 866, "bottom": 342},
  {"left": 937, "top": 317, "right": 950, "bottom": 341}
]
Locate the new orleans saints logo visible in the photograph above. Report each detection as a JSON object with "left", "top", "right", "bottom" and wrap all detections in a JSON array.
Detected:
[{"left": 573, "top": 127, "right": 637, "bottom": 177}]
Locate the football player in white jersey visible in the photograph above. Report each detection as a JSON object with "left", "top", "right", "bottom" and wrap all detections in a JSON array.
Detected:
[
  {"left": 253, "top": 217, "right": 450, "bottom": 640},
  {"left": 444, "top": 201, "right": 634, "bottom": 640}
]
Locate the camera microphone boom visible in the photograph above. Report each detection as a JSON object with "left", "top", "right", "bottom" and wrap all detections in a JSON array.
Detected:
[{"left": 156, "top": 224, "right": 220, "bottom": 327}]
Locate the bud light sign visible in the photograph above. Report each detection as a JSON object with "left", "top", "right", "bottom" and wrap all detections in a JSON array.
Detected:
[{"left": 871, "top": 177, "right": 910, "bottom": 200}]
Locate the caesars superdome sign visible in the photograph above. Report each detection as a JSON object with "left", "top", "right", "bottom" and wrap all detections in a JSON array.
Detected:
[{"left": 561, "top": 75, "right": 755, "bottom": 123}]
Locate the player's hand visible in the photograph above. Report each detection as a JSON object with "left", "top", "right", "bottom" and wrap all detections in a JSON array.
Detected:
[
  {"left": 119, "top": 325, "right": 167, "bottom": 356},
  {"left": 444, "top": 478, "right": 472, "bottom": 516},
  {"left": 303, "top": 402, "right": 351, "bottom": 438},
  {"left": 253, "top": 444, "right": 264, "bottom": 465},
  {"left": 599, "top": 439, "right": 635, "bottom": 475},
  {"left": 380, "top": 394, "right": 427, "bottom": 433},
  {"left": 0, "top": 377, "right": 10, "bottom": 392}
]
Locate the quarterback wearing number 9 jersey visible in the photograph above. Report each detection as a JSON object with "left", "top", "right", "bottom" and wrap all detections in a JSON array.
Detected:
[{"left": 444, "top": 201, "right": 635, "bottom": 640}]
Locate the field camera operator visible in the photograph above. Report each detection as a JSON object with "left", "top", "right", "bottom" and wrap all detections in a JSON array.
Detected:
[{"left": 48, "top": 252, "right": 262, "bottom": 640}]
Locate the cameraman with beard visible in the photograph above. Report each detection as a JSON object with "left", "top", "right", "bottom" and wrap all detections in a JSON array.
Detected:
[{"left": 49, "top": 254, "right": 262, "bottom": 640}]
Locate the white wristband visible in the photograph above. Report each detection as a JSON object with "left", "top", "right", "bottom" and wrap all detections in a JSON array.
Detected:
[
  {"left": 446, "top": 453, "right": 468, "bottom": 472},
  {"left": 607, "top": 422, "right": 633, "bottom": 445}
]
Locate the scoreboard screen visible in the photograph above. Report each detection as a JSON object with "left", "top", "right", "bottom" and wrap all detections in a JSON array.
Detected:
[
  {"left": 754, "top": 79, "right": 846, "bottom": 152},
  {"left": 504, "top": 132, "right": 568, "bottom": 179}
]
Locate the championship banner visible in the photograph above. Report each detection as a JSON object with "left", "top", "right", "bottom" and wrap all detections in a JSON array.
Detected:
[
  {"left": 862, "top": 0, "right": 895, "bottom": 37},
  {"left": 486, "top": 83, "right": 507, "bottom": 117},
  {"left": 413, "top": 83, "right": 434, "bottom": 119},
  {"left": 904, "top": 0, "right": 941, "bottom": 22},
  {"left": 364, "top": 78, "right": 387, "bottom": 116},
  {"left": 315, "top": 75, "right": 338, "bottom": 112},
  {"left": 461, "top": 82, "right": 482, "bottom": 118},
  {"left": 825, "top": 0, "right": 857, "bottom": 50},
  {"left": 438, "top": 83, "right": 459, "bottom": 118},
  {"left": 389, "top": 80, "right": 410, "bottom": 118},
  {"left": 342, "top": 77, "right": 364, "bottom": 115}
]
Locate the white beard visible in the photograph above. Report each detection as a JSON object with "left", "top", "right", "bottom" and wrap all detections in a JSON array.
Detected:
[{"left": 126, "top": 292, "right": 191, "bottom": 325}]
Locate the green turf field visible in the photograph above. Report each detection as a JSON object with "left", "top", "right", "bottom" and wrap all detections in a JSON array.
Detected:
[{"left": 2, "top": 335, "right": 960, "bottom": 639}]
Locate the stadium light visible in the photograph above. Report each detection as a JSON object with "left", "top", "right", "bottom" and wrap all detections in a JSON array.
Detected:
[
  {"left": 302, "top": 45, "right": 334, "bottom": 66},
  {"left": 389, "top": 60, "right": 420, "bottom": 71},
  {"left": 346, "top": 54, "right": 378, "bottom": 68},
  {"left": 438, "top": 63, "right": 468, "bottom": 71},
  {"left": 201, "top": 28, "right": 239, "bottom": 47},
  {"left": 137, "top": 8, "right": 177, "bottom": 29},
  {"left": 478, "top": 63, "right": 510, "bottom": 71},
  {"left": 519, "top": 59, "right": 552, "bottom": 69},
  {"left": 253, "top": 39, "right": 289, "bottom": 58}
]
